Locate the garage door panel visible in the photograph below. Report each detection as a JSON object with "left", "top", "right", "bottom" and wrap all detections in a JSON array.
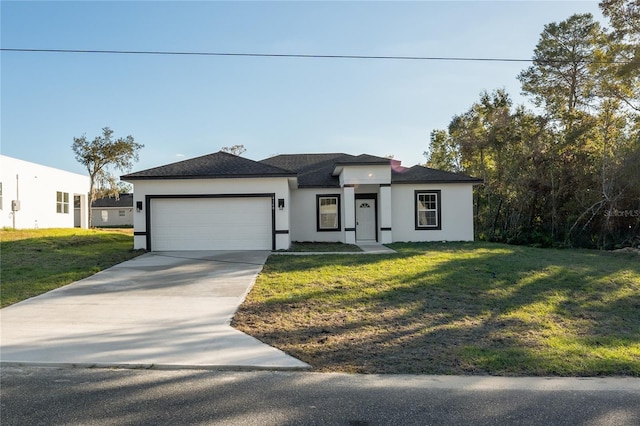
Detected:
[{"left": 151, "top": 198, "right": 272, "bottom": 251}]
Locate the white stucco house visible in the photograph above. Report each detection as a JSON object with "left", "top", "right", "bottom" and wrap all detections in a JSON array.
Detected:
[
  {"left": 0, "top": 155, "right": 89, "bottom": 229},
  {"left": 91, "top": 193, "right": 134, "bottom": 227},
  {"left": 121, "top": 152, "right": 482, "bottom": 251}
]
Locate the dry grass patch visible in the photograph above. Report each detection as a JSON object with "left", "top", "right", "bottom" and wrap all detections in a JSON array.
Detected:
[{"left": 233, "top": 242, "right": 640, "bottom": 375}]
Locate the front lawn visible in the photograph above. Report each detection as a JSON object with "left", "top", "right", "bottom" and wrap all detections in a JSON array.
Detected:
[
  {"left": 233, "top": 242, "right": 640, "bottom": 376},
  {"left": 0, "top": 228, "right": 143, "bottom": 307}
]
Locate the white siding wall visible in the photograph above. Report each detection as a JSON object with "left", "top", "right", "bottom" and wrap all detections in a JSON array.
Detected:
[
  {"left": 91, "top": 207, "right": 134, "bottom": 227},
  {"left": 339, "top": 165, "right": 391, "bottom": 186},
  {"left": 128, "top": 176, "right": 475, "bottom": 248},
  {"left": 391, "top": 183, "right": 475, "bottom": 242},
  {"left": 0, "top": 155, "right": 89, "bottom": 229},
  {"left": 290, "top": 188, "right": 345, "bottom": 243},
  {"left": 129, "top": 177, "right": 291, "bottom": 250},
  {"left": 290, "top": 183, "right": 475, "bottom": 243}
]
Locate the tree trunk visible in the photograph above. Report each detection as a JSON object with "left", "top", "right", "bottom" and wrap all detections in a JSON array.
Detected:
[
  {"left": 491, "top": 197, "right": 503, "bottom": 240},
  {"left": 87, "top": 172, "right": 96, "bottom": 228}
]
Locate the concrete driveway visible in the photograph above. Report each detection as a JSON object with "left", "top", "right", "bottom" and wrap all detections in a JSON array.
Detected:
[{"left": 0, "top": 251, "right": 309, "bottom": 370}]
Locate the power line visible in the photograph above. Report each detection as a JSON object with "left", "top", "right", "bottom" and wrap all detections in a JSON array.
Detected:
[{"left": 1, "top": 47, "right": 636, "bottom": 65}]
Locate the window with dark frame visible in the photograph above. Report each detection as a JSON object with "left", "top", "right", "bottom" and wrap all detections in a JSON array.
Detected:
[
  {"left": 317, "top": 194, "right": 341, "bottom": 231},
  {"left": 415, "top": 190, "right": 441, "bottom": 230},
  {"left": 56, "top": 191, "right": 69, "bottom": 214}
]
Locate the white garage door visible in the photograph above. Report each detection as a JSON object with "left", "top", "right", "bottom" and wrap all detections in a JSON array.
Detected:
[{"left": 150, "top": 197, "right": 272, "bottom": 251}]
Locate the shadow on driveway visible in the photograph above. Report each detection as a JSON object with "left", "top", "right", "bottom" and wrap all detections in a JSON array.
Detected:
[{"left": 0, "top": 251, "right": 309, "bottom": 370}]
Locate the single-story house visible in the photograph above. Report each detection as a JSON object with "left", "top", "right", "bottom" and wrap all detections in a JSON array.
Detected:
[
  {"left": 91, "top": 193, "right": 134, "bottom": 227},
  {"left": 0, "top": 155, "right": 89, "bottom": 229},
  {"left": 121, "top": 152, "right": 482, "bottom": 251}
]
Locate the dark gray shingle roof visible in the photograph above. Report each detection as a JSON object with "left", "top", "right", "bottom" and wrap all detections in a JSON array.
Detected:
[
  {"left": 391, "top": 165, "right": 482, "bottom": 184},
  {"left": 261, "top": 153, "right": 342, "bottom": 187},
  {"left": 121, "top": 151, "right": 296, "bottom": 180},
  {"left": 92, "top": 193, "right": 133, "bottom": 208},
  {"left": 122, "top": 151, "right": 481, "bottom": 186},
  {"left": 260, "top": 153, "right": 392, "bottom": 187},
  {"left": 334, "top": 154, "right": 392, "bottom": 166}
]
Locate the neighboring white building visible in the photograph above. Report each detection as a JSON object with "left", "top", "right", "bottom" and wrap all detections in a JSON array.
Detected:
[
  {"left": 122, "top": 152, "right": 482, "bottom": 251},
  {"left": 0, "top": 155, "right": 89, "bottom": 229},
  {"left": 91, "top": 194, "right": 134, "bottom": 227}
]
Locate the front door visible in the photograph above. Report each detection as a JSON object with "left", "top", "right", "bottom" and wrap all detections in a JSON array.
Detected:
[{"left": 356, "top": 199, "right": 376, "bottom": 242}]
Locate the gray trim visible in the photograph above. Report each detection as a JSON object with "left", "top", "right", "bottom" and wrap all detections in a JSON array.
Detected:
[
  {"left": 380, "top": 227, "right": 392, "bottom": 231},
  {"left": 275, "top": 230, "right": 289, "bottom": 234}
]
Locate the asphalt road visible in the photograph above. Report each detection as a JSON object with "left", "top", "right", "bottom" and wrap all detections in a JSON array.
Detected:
[{"left": 2, "top": 367, "right": 639, "bottom": 425}]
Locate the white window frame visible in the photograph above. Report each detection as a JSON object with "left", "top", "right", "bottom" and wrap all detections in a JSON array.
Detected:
[
  {"left": 415, "top": 190, "right": 441, "bottom": 230},
  {"left": 56, "top": 191, "right": 69, "bottom": 214},
  {"left": 317, "top": 194, "right": 341, "bottom": 231}
]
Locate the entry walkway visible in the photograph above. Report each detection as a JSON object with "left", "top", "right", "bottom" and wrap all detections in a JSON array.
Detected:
[
  {"left": 273, "top": 243, "right": 396, "bottom": 256},
  {"left": 0, "top": 251, "right": 309, "bottom": 370},
  {"left": 356, "top": 242, "right": 397, "bottom": 253}
]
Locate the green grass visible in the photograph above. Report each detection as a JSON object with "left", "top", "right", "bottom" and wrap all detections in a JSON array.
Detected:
[
  {"left": 233, "top": 242, "right": 640, "bottom": 376},
  {"left": 0, "top": 228, "right": 143, "bottom": 307}
]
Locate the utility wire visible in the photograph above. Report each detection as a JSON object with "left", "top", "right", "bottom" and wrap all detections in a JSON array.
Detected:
[{"left": 1, "top": 47, "right": 637, "bottom": 65}]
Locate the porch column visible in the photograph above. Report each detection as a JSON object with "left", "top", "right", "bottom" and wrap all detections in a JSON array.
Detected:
[
  {"left": 379, "top": 184, "right": 392, "bottom": 244},
  {"left": 343, "top": 185, "right": 356, "bottom": 244}
]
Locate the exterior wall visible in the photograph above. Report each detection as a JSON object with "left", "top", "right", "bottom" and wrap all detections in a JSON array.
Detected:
[
  {"left": 339, "top": 165, "right": 390, "bottom": 186},
  {"left": 127, "top": 177, "right": 291, "bottom": 250},
  {"left": 391, "top": 183, "right": 475, "bottom": 242},
  {"left": 379, "top": 185, "right": 392, "bottom": 244},
  {"left": 290, "top": 188, "right": 346, "bottom": 243},
  {"left": 0, "top": 155, "right": 89, "bottom": 229},
  {"left": 127, "top": 175, "right": 476, "bottom": 249},
  {"left": 291, "top": 183, "right": 475, "bottom": 244},
  {"left": 91, "top": 207, "right": 134, "bottom": 227}
]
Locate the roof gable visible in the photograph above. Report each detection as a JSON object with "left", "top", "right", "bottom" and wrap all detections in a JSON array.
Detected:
[
  {"left": 121, "top": 151, "right": 295, "bottom": 180},
  {"left": 261, "top": 153, "right": 392, "bottom": 187},
  {"left": 122, "top": 151, "right": 480, "bottom": 185},
  {"left": 334, "top": 153, "right": 391, "bottom": 166}
]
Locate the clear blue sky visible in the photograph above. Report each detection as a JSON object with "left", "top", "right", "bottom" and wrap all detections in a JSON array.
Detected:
[{"left": 2, "top": 1, "right": 602, "bottom": 175}]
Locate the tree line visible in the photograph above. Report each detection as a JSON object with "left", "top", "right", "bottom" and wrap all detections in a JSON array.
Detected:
[{"left": 425, "top": 0, "right": 639, "bottom": 249}]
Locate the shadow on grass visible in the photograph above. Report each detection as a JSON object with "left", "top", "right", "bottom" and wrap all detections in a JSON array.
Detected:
[{"left": 234, "top": 242, "right": 640, "bottom": 375}]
